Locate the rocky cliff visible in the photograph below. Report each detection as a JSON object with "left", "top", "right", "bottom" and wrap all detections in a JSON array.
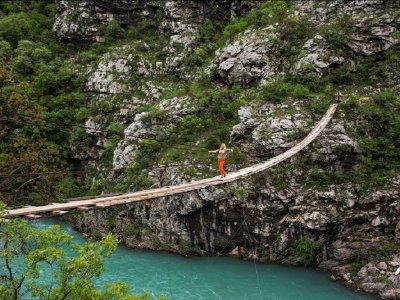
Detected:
[
  {"left": 54, "top": 0, "right": 258, "bottom": 43},
  {"left": 54, "top": 0, "right": 400, "bottom": 298}
]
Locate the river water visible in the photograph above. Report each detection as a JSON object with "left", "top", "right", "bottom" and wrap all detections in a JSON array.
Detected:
[{"left": 32, "top": 219, "right": 375, "bottom": 300}]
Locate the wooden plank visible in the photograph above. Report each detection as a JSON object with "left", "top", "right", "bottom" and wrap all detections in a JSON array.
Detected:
[
  {"left": 65, "top": 193, "right": 123, "bottom": 202},
  {"left": 95, "top": 202, "right": 112, "bottom": 208},
  {"left": 25, "top": 214, "right": 42, "bottom": 220},
  {"left": 50, "top": 210, "right": 69, "bottom": 216},
  {"left": 77, "top": 206, "right": 90, "bottom": 211},
  {"left": 7, "top": 200, "right": 97, "bottom": 216}
]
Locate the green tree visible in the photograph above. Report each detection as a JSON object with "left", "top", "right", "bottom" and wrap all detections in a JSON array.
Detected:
[
  {"left": 0, "top": 2, "right": 55, "bottom": 48},
  {"left": 0, "top": 64, "right": 65, "bottom": 206},
  {"left": 0, "top": 202, "right": 165, "bottom": 300},
  {"left": 0, "top": 40, "right": 12, "bottom": 62},
  {"left": 13, "top": 40, "right": 52, "bottom": 77}
]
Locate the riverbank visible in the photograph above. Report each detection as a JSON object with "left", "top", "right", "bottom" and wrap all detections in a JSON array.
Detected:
[{"left": 36, "top": 218, "right": 375, "bottom": 300}]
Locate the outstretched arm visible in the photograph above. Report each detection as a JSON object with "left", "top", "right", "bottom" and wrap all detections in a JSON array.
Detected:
[{"left": 208, "top": 150, "right": 218, "bottom": 153}]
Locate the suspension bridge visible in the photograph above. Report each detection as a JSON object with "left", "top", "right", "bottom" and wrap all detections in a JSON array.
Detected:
[{"left": 6, "top": 103, "right": 338, "bottom": 218}]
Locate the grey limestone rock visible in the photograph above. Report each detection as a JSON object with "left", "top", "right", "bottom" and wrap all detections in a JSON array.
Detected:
[
  {"left": 296, "top": 0, "right": 400, "bottom": 55},
  {"left": 396, "top": 222, "right": 400, "bottom": 240},
  {"left": 86, "top": 45, "right": 153, "bottom": 94},
  {"left": 378, "top": 262, "right": 388, "bottom": 270},
  {"left": 361, "top": 282, "right": 387, "bottom": 294},
  {"left": 230, "top": 101, "right": 359, "bottom": 164},
  {"left": 294, "top": 34, "right": 345, "bottom": 74},
  {"left": 209, "top": 0, "right": 399, "bottom": 86},
  {"left": 54, "top": 0, "right": 259, "bottom": 43},
  {"left": 53, "top": 0, "right": 113, "bottom": 43},
  {"left": 112, "top": 96, "right": 194, "bottom": 171},
  {"left": 208, "top": 28, "right": 283, "bottom": 86}
]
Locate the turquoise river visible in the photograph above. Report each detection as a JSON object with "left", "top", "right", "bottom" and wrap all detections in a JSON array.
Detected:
[{"left": 32, "top": 219, "right": 375, "bottom": 300}]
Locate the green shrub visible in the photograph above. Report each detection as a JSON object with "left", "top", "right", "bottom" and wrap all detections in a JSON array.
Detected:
[
  {"left": 276, "top": 16, "right": 314, "bottom": 60},
  {"left": 179, "top": 19, "right": 222, "bottom": 69},
  {"left": 152, "top": 237, "right": 162, "bottom": 249},
  {"left": 351, "top": 243, "right": 399, "bottom": 276},
  {"left": 128, "top": 172, "right": 152, "bottom": 191},
  {"left": 223, "top": 19, "right": 249, "bottom": 39},
  {"left": 220, "top": 96, "right": 247, "bottom": 119},
  {"left": 103, "top": 20, "right": 125, "bottom": 42},
  {"left": 248, "top": 0, "right": 288, "bottom": 26},
  {"left": 125, "top": 9, "right": 165, "bottom": 44},
  {"left": 278, "top": 16, "right": 313, "bottom": 42},
  {"left": 269, "top": 163, "right": 297, "bottom": 190},
  {"left": 54, "top": 176, "right": 86, "bottom": 200},
  {"left": 386, "top": 48, "right": 400, "bottom": 62},
  {"left": 136, "top": 139, "right": 161, "bottom": 168},
  {"left": 124, "top": 220, "right": 146, "bottom": 240},
  {"left": 0, "top": 40, "right": 12, "bottom": 61},
  {"left": 230, "top": 147, "right": 250, "bottom": 166},
  {"left": 184, "top": 48, "right": 208, "bottom": 68},
  {"left": 351, "top": 249, "right": 369, "bottom": 276},
  {"left": 223, "top": 0, "right": 288, "bottom": 40},
  {"left": 227, "top": 185, "right": 249, "bottom": 201},
  {"left": 114, "top": 166, "right": 152, "bottom": 193},
  {"left": 286, "top": 72, "right": 330, "bottom": 94},
  {"left": 342, "top": 89, "right": 400, "bottom": 187},
  {"left": 106, "top": 122, "right": 124, "bottom": 136},
  {"left": 141, "top": 106, "right": 168, "bottom": 124},
  {"left": 205, "top": 135, "right": 220, "bottom": 150},
  {"left": 319, "top": 15, "right": 355, "bottom": 49},
  {"left": 106, "top": 216, "right": 117, "bottom": 231},
  {"left": 68, "top": 127, "right": 92, "bottom": 156},
  {"left": 260, "top": 80, "right": 311, "bottom": 102},
  {"left": 176, "top": 115, "right": 206, "bottom": 136},
  {"left": 290, "top": 236, "right": 321, "bottom": 265},
  {"left": 308, "top": 166, "right": 334, "bottom": 187},
  {"left": 13, "top": 40, "right": 52, "bottom": 77},
  {"left": 100, "top": 134, "right": 122, "bottom": 167},
  {"left": 0, "top": 11, "right": 48, "bottom": 47},
  {"left": 178, "top": 239, "right": 201, "bottom": 255},
  {"left": 375, "top": 242, "right": 399, "bottom": 261},
  {"left": 93, "top": 97, "right": 122, "bottom": 114},
  {"left": 328, "top": 62, "right": 356, "bottom": 85}
]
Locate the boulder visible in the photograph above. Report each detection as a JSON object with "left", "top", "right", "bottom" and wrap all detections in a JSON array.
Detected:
[
  {"left": 378, "top": 262, "right": 388, "bottom": 271},
  {"left": 294, "top": 35, "right": 345, "bottom": 74},
  {"left": 208, "top": 28, "right": 283, "bottom": 86},
  {"left": 86, "top": 45, "right": 152, "bottom": 94}
]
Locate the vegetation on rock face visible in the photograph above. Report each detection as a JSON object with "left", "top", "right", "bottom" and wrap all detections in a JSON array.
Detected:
[
  {"left": 178, "top": 239, "right": 201, "bottom": 256},
  {"left": 223, "top": 0, "right": 288, "bottom": 40},
  {"left": 351, "top": 242, "right": 400, "bottom": 276},
  {"left": 1, "top": 0, "right": 399, "bottom": 206},
  {"left": 342, "top": 88, "right": 400, "bottom": 188},
  {"left": 290, "top": 236, "right": 321, "bottom": 265}
]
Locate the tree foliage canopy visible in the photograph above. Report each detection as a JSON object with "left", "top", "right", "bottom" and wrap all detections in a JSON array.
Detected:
[{"left": 0, "top": 203, "right": 165, "bottom": 300}]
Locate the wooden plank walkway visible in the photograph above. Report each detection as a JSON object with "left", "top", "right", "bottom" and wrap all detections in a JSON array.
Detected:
[{"left": 7, "top": 104, "right": 337, "bottom": 217}]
